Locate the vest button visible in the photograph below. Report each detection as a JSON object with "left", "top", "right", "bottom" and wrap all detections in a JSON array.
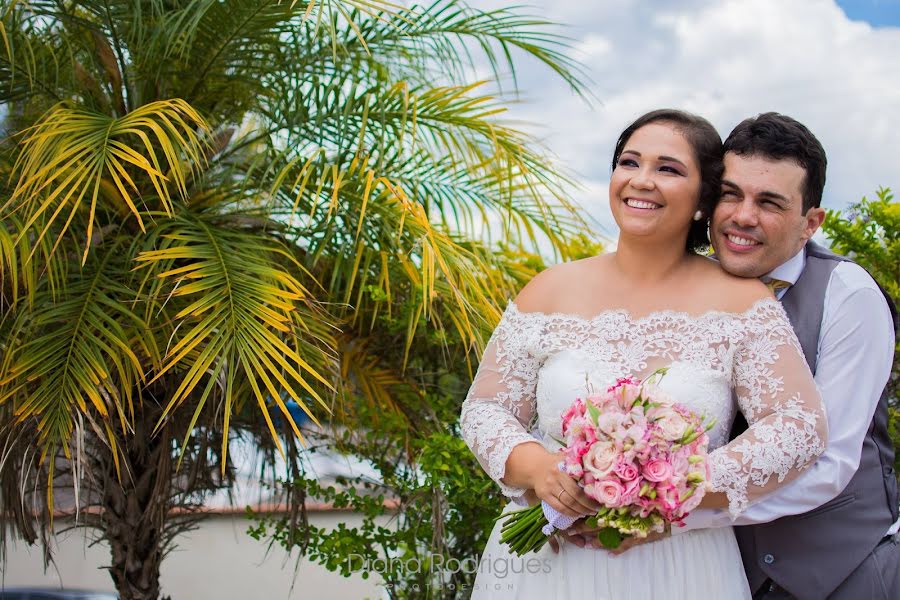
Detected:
[{"left": 763, "top": 554, "right": 775, "bottom": 564}]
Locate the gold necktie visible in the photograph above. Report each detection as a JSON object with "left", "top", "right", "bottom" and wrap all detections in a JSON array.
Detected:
[{"left": 765, "top": 278, "right": 791, "bottom": 294}]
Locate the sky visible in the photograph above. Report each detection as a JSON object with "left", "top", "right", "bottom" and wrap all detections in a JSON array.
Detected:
[
  {"left": 465, "top": 0, "right": 900, "bottom": 241},
  {"left": 837, "top": 0, "right": 900, "bottom": 26}
]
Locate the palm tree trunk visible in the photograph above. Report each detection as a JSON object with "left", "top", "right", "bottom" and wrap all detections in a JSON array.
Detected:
[
  {"left": 106, "top": 517, "right": 167, "bottom": 600},
  {"left": 101, "top": 406, "right": 174, "bottom": 600}
]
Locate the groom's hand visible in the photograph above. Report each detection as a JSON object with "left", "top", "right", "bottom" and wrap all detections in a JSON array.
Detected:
[
  {"left": 547, "top": 531, "right": 588, "bottom": 553},
  {"left": 601, "top": 528, "right": 669, "bottom": 555},
  {"left": 548, "top": 518, "right": 601, "bottom": 553},
  {"left": 550, "top": 519, "right": 671, "bottom": 554},
  {"left": 547, "top": 517, "right": 590, "bottom": 553}
]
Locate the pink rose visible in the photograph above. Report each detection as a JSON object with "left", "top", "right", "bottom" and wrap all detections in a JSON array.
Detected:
[
  {"left": 652, "top": 408, "right": 689, "bottom": 442},
  {"left": 614, "top": 460, "right": 639, "bottom": 481},
  {"left": 643, "top": 458, "right": 675, "bottom": 482},
  {"left": 620, "top": 475, "right": 643, "bottom": 505},
  {"left": 583, "top": 441, "right": 618, "bottom": 478},
  {"left": 592, "top": 477, "right": 625, "bottom": 507}
]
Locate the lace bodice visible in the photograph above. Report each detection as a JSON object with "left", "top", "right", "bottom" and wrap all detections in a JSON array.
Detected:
[{"left": 460, "top": 298, "right": 827, "bottom": 517}]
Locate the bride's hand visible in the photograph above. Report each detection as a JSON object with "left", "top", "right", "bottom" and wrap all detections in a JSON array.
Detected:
[{"left": 529, "top": 451, "right": 602, "bottom": 518}]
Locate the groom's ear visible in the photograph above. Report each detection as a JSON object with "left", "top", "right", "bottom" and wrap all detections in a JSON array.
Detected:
[{"left": 801, "top": 207, "right": 826, "bottom": 242}]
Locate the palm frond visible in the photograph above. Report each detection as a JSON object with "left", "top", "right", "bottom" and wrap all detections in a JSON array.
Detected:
[
  {"left": 0, "top": 214, "right": 51, "bottom": 308},
  {"left": 0, "top": 4, "right": 71, "bottom": 105},
  {"left": 287, "top": 164, "right": 518, "bottom": 361},
  {"left": 336, "top": 334, "right": 410, "bottom": 420},
  {"left": 407, "top": 0, "right": 589, "bottom": 95},
  {"left": 0, "top": 243, "right": 154, "bottom": 474},
  {"left": 270, "top": 80, "right": 587, "bottom": 258},
  {"left": 134, "top": 214, "right": 335, "bottom": 466},
  {"left": 272, "top": 0, "right": 588, "bottom": 94},
  {"left": 0, "top": 0, "right": 593, "bottom": 582},
  {"left": 5, "top": 99, "right": 209, "bottom": 263},
  {"left": 285, "top": 79, "right": 569, "bottom": 189}
]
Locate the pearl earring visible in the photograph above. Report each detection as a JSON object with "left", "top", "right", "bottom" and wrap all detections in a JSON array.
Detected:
[{"left": 693, "top": 210, "right": 703, "bottom": 221}]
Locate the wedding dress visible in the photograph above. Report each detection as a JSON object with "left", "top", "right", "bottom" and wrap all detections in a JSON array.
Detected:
[{"left": 461, "top": 298, "right": 826, "bottom": 600}]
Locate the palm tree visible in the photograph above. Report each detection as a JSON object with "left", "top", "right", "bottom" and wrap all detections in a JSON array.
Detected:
[{"left": 0, "top": 1, "right": 590, "bottom": 598}]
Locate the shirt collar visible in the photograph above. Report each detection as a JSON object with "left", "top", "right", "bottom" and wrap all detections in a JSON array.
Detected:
[{"left": 764, "top": 246, "right": 806, "bottom": 286}]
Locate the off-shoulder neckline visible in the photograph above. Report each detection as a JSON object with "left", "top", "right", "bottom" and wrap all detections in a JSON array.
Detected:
[{"left": 505, "top": 296, "right": 781, "bottom": 325}]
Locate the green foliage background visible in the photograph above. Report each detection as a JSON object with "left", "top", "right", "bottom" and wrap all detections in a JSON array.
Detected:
[{"left": 822, "top": 187, "right": 899, "bottom": 477}]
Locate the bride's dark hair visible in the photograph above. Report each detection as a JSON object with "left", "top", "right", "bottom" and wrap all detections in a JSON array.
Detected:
[{"left": 611, "top": 109, "right": 724, "bottom": 253}]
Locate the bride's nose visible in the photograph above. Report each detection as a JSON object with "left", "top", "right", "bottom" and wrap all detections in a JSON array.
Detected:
[{"left": 630, "top": 168, "right": 656, "bottom": 190}]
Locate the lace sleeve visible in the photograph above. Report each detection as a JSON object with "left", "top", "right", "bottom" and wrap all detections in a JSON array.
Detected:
[
  {"left": 709, "top": 299, "right": 827, "bottom": 517},
  {"left": 460, "top": 304, "right": 542, "bottom": 498}
]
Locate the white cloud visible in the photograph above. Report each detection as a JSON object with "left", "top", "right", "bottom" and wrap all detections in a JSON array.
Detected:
[
  {"left": 574, "top": 34, "right": 613, "bottom": 60},
  {"left": 465, "top": 0, "right": 900, "bottom": 241}
]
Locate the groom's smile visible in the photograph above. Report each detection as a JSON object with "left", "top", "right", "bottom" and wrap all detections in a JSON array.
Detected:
[{"left": 722, "top": 232, "right": 761, "bottom": 248}]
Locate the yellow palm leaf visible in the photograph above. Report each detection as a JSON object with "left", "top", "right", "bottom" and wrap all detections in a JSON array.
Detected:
[
  {"left": 134, "top": 215, "right": 334, "bottom": 469},
  {"left": 5, "top": 99, "right": 209, "bottom": 264}
]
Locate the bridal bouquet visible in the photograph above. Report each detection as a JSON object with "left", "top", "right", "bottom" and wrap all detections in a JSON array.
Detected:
[{"left": 498, "top": 369, "right": 713, "bottom": 555}]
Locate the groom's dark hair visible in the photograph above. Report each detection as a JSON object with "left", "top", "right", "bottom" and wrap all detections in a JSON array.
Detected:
[
  {"left": 723, "top": 112, "right": 827, "bottom": 212},
  {"left": 612, "top": 109, "right": 723, "bottom": 253}
]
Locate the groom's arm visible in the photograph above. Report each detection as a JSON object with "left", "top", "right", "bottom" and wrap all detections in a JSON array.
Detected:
[{"left": 681, "top": 263, "right": 895, "bottom": 531}]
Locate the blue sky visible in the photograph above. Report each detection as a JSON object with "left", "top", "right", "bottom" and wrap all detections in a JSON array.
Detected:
[
  {"left": 837, "top": 0, "right": 900, "bottom": 26},
  {"left": 466, "top": 0, "right": 900, "bottom": 243}
]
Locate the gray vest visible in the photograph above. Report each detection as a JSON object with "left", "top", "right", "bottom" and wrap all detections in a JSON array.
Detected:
[{"left": 733, "top": 241, "right": 899, "bottom": 600}]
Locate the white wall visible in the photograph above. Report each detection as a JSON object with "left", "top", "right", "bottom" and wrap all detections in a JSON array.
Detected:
[{"left": 1, "top": 512, "right": 385, "bottom": 600}]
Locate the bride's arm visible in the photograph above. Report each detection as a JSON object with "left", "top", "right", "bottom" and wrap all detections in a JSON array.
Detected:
[
  {"left": 460, "top": 304, "right": 600, "bottom": 518},
  {"left": 703, "top": 299, "right": 828, "bottom": 516}
]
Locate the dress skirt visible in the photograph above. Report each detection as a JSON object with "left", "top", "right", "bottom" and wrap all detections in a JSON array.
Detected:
[{"left": 470, "top": 503, "right": 752, "bottom": 600}]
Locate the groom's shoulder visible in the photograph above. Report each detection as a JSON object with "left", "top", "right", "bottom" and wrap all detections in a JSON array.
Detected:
[
  {"left": 828, "top": 261, "right": 885, "bottom": 296},
  {"left": 826, "top": 261, "right": 895, "bottom": 322}
]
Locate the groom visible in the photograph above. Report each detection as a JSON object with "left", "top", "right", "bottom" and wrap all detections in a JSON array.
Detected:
[{"left": 703, "top": 113, "right": 899, "bottom": 599}]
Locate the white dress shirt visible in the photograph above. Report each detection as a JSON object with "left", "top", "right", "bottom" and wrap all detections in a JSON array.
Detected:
[{"left": 680, "top": 246, "right": 898, "bottom": 533}]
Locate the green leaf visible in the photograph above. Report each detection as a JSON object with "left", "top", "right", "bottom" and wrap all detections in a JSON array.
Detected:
[
  {"left": 597, "top": 527, "right": 624, "bottom": 550},
  {"left": 586, "top": 400, "right": 601, "bottom": 425}
]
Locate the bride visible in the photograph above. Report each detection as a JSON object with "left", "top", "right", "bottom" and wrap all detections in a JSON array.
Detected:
[{"left": 460, "top": 109, "right": 827, "bottom": 599}]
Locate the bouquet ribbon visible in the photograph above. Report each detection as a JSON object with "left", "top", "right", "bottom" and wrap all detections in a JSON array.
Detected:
[{"left": 539, "top": 500, "right": 580, "bottom": 535}]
